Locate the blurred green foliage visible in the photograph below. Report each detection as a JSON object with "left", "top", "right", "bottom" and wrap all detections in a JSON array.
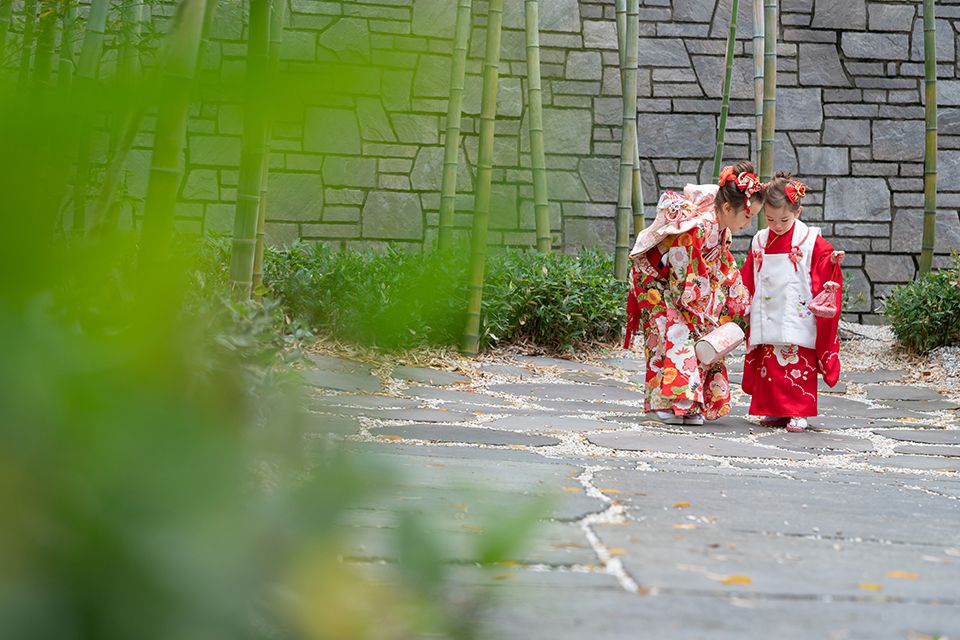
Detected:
[{"left": 0, "top": 1, "right": 548, "bottom": 635}]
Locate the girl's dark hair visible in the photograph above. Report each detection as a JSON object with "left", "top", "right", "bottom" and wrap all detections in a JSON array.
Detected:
[
  {"left": 715, "top": 160, "right": 763, "bottom": 212},
  {"left": 763, "top": 170, "right": 802, "bottom": 211}
]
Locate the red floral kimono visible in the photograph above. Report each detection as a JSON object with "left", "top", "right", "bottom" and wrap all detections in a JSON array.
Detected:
[
  {"left": 740, "top": 225, "right": 842, "bottom": 418},
  {"left": 625, "top": 213, "right": 750, "bottom": 420}
]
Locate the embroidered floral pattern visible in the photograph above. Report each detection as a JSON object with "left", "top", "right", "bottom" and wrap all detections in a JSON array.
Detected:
[{"left": 629, "top": 214, "right": 749, "bottom": 420}]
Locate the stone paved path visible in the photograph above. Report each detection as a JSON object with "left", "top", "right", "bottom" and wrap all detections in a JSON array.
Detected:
[{"left": 307, "top": 349, "right": 960, "bottom": 639}]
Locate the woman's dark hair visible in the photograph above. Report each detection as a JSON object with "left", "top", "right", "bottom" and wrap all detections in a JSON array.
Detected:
[
  {"left": 715, "top": 160, "right": 763, "bottom": 213},
  {"left": 764, "top": 170, "right": 802, "bottom": 212}
]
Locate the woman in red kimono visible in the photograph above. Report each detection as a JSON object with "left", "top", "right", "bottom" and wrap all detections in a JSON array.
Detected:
[
  {"left": 625, "top": 161, "right": 763, "bottom": 425},
  {"left": 740, "top": 172, "right": 845, "bottom": 432}
]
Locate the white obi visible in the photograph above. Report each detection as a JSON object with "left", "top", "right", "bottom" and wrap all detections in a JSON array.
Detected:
[{"left": 748, "top": 220, "right": 820, "bottom": 350}]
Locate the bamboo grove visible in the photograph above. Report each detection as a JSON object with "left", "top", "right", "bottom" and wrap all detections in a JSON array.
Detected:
[{"left": 0, "top": 0, "right": 946, "bottom": 354}]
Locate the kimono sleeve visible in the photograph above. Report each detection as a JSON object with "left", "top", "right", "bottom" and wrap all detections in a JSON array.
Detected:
[{"left": 812, "top": 235, "right": 842, "bottom": 387}]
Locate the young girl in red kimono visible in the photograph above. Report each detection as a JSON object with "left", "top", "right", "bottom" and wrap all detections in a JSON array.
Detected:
[{"left": 740, "top": 173, "right": 845, "bottom": 432}]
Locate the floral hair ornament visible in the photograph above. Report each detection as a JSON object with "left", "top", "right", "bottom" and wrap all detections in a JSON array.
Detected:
[
  {"left": 719, "top": 165, "right": 763, "bottom": 211},
  {"left": 785, "top": 180, "right": 807, "bottom": 204}
]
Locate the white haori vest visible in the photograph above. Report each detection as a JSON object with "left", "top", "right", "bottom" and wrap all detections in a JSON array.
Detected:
[{"left": 749, "top": 219, "right": 820, "bottom": 350}]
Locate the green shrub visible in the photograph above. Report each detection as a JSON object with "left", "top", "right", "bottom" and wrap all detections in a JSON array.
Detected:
[
  {"left": 261, "top": 243, "right": 628, "bottom": 353},
  {"left": 481, "top": 249, "right": 628, "bottom": 353},
  {"left": 883, "top": 257, "right": 960, "bottom": 354}
]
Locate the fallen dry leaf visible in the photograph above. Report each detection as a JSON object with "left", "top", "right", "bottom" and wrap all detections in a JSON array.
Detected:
[
  {"left": 600, "top": 488, "right": 622, "bottom": 494},
  {"left": 608, "top": 548, "right": 626, "bottom": 556},
  {"left": 673, "top": 501, "right": 691, "bottom": 508},
  {"left": 497, "top": 560, "right": 519, "bottom": 567},
  {"left": 427, "top": 463, "right": 446, "bottom": 468},
  {"left": 719, "top": 575, "right": 753, "bottom": 585},
  {"left": 379, "top": 435, "right": 404, "bottom": 441},
  {"left": 673, "top": 523, "right": 697, "bottom": 530},
  {"left": 561, "top": 487, "right": 581, "bottom": 493},
  {"left": 858, "top": 583, "right": 883, "bottom": 592},
  {"left": 461, "top": 525, "right": 482, "bottom": 533},
  {"left": 493, "top": 573, "right": 517, "bottom": 580},
  {"left": 887, "top": 570, "right": 919, "bottom": 580}
]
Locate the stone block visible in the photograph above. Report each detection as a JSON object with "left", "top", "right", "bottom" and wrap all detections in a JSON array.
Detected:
[
  {"left": 637, "top": 114, "right": 715, "bottom": 158},
  {"left": 797, "top": 147, "right": 849, "bottom": 175},
  {"left": 868, "top": 4, "right": 915, "bottom": 31},
  {"left": 362, "top": 190, "right": 423, "bottom": 240},
  {"left": 189, "top": 135, "right": 241, "bottom": 167},
  {"left": 812, "top": 0, "right": 865, "bottom": 30},
  {"left": 872, "top": 120, "right": 924, "bottom": 161},
  {"left": 317, "top": 18, "right": 370, "bottom": 62},
  {"left": 304, "top": 107, "right": 361, "bottom": 154},
  {"left": 799, "top": 43, "right": 850, "bottom": 87},
  {"left": 267, "top": 172, "right": 325, "bottom": 221},
  {"left": 566, "top": 51, "right": 602, "bottom": 81},
  {"left": 865, "top": 254, "right": 916, "bottom": 282},
  {"left": 824, "top": 178, "right": 891, "bottom": 222},
  {"left": 777, "top": 88, "right": 823, "bottom": 131},
  {"left": 322, "top": 156, "right": 376, "bottom": 188},
  {"left": 842, "top": 33, "right": 909, "bottom": 60},
  {"left": 891, "top": 210, "right": 960, "bottom": 254},
  {"left": 637, "top": 38, "right": 690, "bottom": 67},
  {"left": 823, "top": 118, "right": 870, "bottom": 146}
]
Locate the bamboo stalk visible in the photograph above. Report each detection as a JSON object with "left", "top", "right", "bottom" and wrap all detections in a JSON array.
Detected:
[
  {"left": 616, "top": 0, "right": 645, "bottom": 234},
  {"left": 525, "top": 0, "right": 550, "bottom": 252},
  {"left": 614, "top": 0, "right": 639, "bottom": 281},
  {"left": 91, "top": 0, "right": 143, "bottom": 231},
  {"left": 70, "top": 0, "right": 110, "bottom": 236},
  {"left": 251, "top": 0, "right": 289, "bottom": 294},
  {"left": 437, "top": 0, "right": 472, "bottom": 251},
  {"left": 920, "top": 0, "right": 938, "bottom": 274},
  {"left": 56, "top": 0, "right": 77, "bottom": 91},
  {"left": 139, "top": 0, "right": 210, "bottom": 272},
  {"left": 712, "top": 0, "right": 739, "bottom": 183},
  {"left": 31, "top": 0, "right": 59, "bottom": 95},
  {"left": 0, "top": 0, "right": 13, "bottom": 63},
  {"left": 18, "top": 0, "right": 38, "bottom": 88},
  {"left": 460, "top": 0, "right": 504, "bottom": 358},
  {"left": 229, "top": 0, "right": 272, "bottom": 298},
  {"left": 752, "top": 0, "right": 764, "bottom": 167},
  {"left": 758, "top": 0, "right": 777, "bottom": 229}
]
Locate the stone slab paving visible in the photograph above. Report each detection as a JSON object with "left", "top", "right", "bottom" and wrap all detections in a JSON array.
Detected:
[
  {"left": 485, "top": 414, "right": 622, "bottom": 434},
  {"left": 402, "top": 386, "right": 519, "bottom": 407},
  {"left": 881, "top": 399, "right": 960, "bottom": 412},
  {"left": 865, "top": 384, "right": 946, "bottom": 401},
  {"left": 875, "top": 429, "right": 960, "bottom": 444},
  {"left": 475, "top": 362, "right": 538, "bottom": 379},
  {"left": 586, "top": 431, "right": 815, "bottom": 460},
  {"left": 513, "top": 356, "right": 608, "bottom": 373},
  {"left": 864, "top": 455, "right": 960, "bottom": 472},
  {"left": 844, "top": 369, "right": 907, "bottom": 384},
  {"left": 487, "top": 382, "right": 643, "bottom": 404},
  {"left": 319, "top": 405, "right": 479, "bottom": 423},
  {"left": 390, "top": 365, "right": 470, "bottom": 386},
  {"left": 304, "top": 367, "right": 382, "bottom": 392},
  {"left": 369, "top": 423, "right": 561, "bottom": 447},
  {"left": 755, "top": 431, "right": 876, "bottom": 453},
  {"left": 894, "top": 444, "right": 960, "bottom": 458},
  {"left": 325, "top": 354, "right": 960, "bottom": 639},
  {"left": 557, "top": 371, "right": 636, "bottom": 388}
]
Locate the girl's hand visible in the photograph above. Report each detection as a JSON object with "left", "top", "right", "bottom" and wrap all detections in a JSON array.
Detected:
[{"left": 830, "top": 250, "right": 845, "bottom": 265}]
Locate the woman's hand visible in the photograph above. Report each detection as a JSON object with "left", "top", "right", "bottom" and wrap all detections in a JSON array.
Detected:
[{"left": 830, "top": 250, "right": 845, "bottom": 265}]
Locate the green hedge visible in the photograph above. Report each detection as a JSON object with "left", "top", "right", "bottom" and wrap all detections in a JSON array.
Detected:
[
  {"left": 883, "top": 258, "right": 960, "bottom": 354},
  {"left": 261, "top": 242, "right": 628, "bottom": 353}
]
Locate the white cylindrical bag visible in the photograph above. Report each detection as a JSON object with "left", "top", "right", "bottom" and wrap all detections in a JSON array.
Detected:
[{"left": 695, "top": 323, "right": 745, "bottom": 366}]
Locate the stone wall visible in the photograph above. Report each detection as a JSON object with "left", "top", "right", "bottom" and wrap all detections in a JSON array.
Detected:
[{"left": 8, "top": 0, "right": 960, "bottom": 321}]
